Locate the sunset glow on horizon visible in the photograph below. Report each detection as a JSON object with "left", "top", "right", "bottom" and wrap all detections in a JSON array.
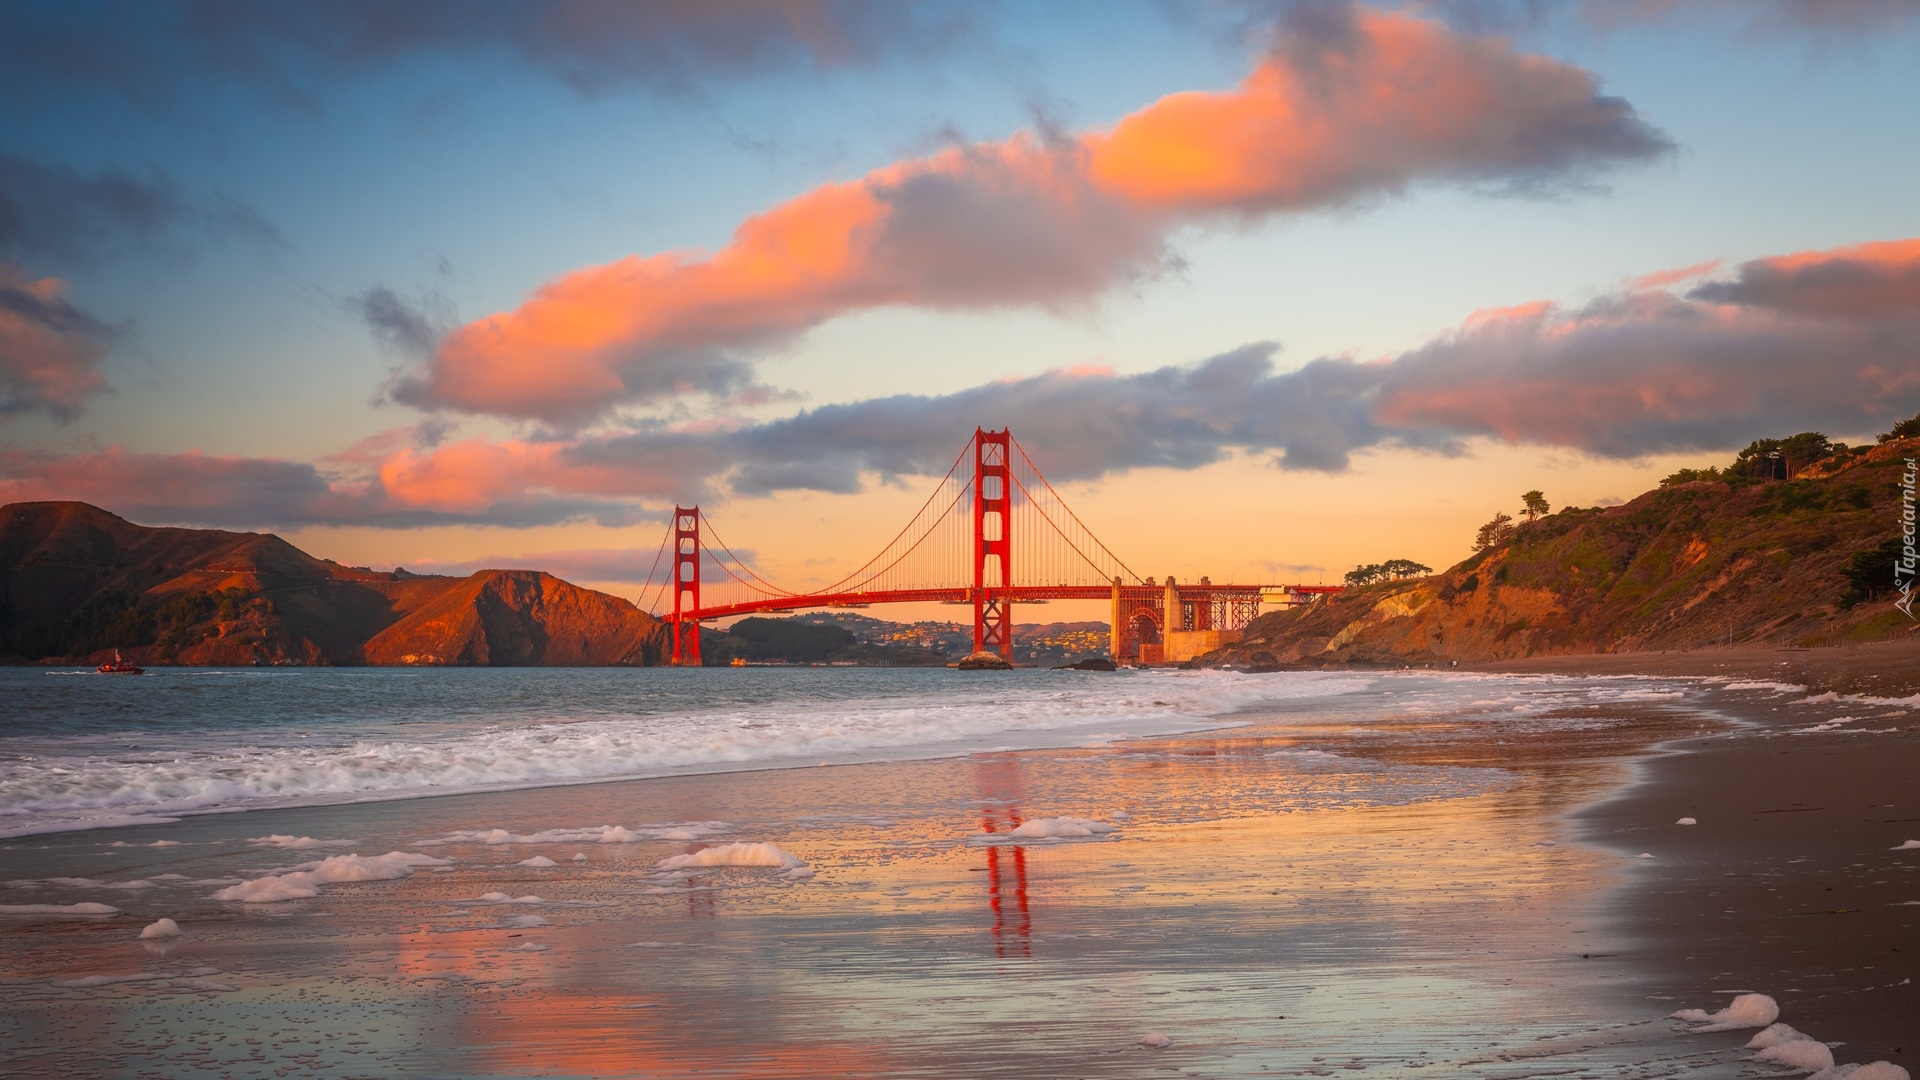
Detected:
[{"left": 5, "top": 1, "right": 1917, "bottom": 608}]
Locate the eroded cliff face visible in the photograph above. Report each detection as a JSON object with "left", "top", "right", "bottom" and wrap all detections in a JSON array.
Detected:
[
  {"left": 362, "top": 570, "right": 666, "bottom": 666},
  {"left": 1207, "top": 439, "right": 1920, "bottom": 668},
  {"left": 0, "top": 502, "right": 668, "bottom": 666}
]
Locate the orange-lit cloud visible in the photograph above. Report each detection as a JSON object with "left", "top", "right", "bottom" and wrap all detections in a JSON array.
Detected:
[
  {"left": 20, "top": 237, "right": 1917, "bottom": 530},
  {"left": 1685, "top": 237, "right": 1920, "bottom": 319},
  {"left": 393, "top": 8, "right": 1671, "bottom": 425},
  {"left": 0, "top": 265, "right": 112, "bottom": 421},
  {"left": 1377, "top": 237, "right": 1920, "bottom": 453}
]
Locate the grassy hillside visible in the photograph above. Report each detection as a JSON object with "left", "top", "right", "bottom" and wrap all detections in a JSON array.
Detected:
[{"left": 1207, "top": 436, "right": 1920, "bottom": 668}]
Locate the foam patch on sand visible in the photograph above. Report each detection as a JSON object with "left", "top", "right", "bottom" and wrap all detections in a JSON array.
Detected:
[
  {"left": 972, "top": 817, "right": 1118, "bottom": 844},
  {"left": 0, "top": 902, "right": 120, "bottom": 915},
  {"left": 147, "top": 840, "right": 182, "bottom": 847},
  {"left": 475, "top": 892, "right": 546, "bottom": 904},
  {"left": 249, "top": 834, "right": 354, "bottom": 849},
  {"left": 1677, "top": 999, "right": 1908, "bottom": 1080},
  {"left": 517, "top": 856, "right": 558, "bottom": 868},
  {"left": 1754, "top": 1036, "right": 1835, "bottom": 1072},
  {"left": 1672, "top": 992, "right": 1778, "bottom": 1032},
  {"left": 211, "top": 851, "right": 450, "bottom": 903},
  {"left": 1722, "top": 681, "right": 1807, "bottom": 693},
  {"left": 653, "top": 842, "right": 806, "bottom": 873},
  {"left": 1676, "top": 817, "right": 1697, "bottom": 825},
  {"left": 1891, "top": 840, "right": 1920, "bottom": 850},
  {"left": 437, "top": 822, "right": 728, "bottom": 846},
  {"left": 138, "top": 918, "right": 181, "bottom": 939}
]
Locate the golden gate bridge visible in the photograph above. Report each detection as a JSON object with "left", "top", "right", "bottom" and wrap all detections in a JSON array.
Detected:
[{"left": 640, "top": 428, "right": 1341, "bottom": 665}]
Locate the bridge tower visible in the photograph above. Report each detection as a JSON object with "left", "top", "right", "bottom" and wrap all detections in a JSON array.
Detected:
[
  {"left": 671, "top": 505, "right": 701, "bottom": 666},
  {"left": 973, "top": 428, "right": 1013, "bottom": 659}
]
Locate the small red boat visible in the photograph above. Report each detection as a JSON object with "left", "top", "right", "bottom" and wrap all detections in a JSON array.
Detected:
[{"left": 96, "top": 650, "right": 145, "bottom": 675}]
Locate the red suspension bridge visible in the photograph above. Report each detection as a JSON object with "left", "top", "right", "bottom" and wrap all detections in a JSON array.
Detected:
[{"left": 640, "top": 429, "right": 1341, "bottom": 666}]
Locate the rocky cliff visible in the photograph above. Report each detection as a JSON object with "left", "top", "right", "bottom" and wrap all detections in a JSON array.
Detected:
[
  {"left": 0, "top": 501, "right": 669, "bottom": 666},
  {"left": 362, "top": 569, "right": 666, "bottom": 666},
  {"left": 1205, "top": 438, "right": 1920, "bottom": 669}
]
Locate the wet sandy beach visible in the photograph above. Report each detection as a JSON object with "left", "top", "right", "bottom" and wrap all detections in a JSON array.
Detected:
[{"left": 2, "top": 668, "right": 1912, "bottom": 1078}]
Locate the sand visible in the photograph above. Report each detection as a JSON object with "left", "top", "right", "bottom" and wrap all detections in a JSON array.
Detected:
[{"left": 1, "top": 660, "right": 1915, "bottom": 1077}]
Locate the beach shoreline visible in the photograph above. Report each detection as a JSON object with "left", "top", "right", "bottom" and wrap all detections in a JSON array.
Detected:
[
  {"left": 1515, "top": 640, "right": 1920, "bottom": 1069},
  {"left": 2, "top": 662, "right": 1913, "bottom": 1076}
]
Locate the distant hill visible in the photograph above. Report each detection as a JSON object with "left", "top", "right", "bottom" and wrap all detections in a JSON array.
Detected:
[
  {"left": 1206, "top": 437, "right": 1920, "bottom": 669},
  {"left": 756, "top": 611, "right": 1109, "bottom": 664},
  {"left": 0, "top": 502, "right": 668, "bottom": 666}
]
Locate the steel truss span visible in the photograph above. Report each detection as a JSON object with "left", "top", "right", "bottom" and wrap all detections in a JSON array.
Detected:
[{"left": 641, "top": 428, "right": 1342, "bottom": 665}]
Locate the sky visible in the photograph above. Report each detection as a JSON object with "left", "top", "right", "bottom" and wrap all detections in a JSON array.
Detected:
[{"left": 3, "top": 0, "right": 1918, "bottom": 621}]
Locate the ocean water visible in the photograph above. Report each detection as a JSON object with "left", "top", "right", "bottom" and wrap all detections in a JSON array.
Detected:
[
  {"left": 0, "top": 666, "right": 1780, "bottom": 1078},
  {"left": 1, "top": 665, "right": 1693, "bottom": 838}
]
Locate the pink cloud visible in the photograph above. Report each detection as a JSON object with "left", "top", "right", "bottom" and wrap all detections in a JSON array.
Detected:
[
  {"left": 0, "top": 265, "right": 112, "bottom": 421},
  {"left": 21, "top": 235, "right": 1917, "bottom": 531},
  {"left": 391, "top": 8, "right": 1669, "bottom": 426}
]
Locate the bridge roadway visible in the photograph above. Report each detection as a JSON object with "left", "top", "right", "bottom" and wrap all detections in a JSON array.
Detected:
[{"left": 679, "top": 583, "right": 1340, "bottom": 622}]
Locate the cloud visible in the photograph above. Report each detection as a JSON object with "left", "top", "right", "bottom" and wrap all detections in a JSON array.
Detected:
[
  {"left": 1685, "top": 237, "right": 1920, "bottom": 319},
  {"left": 0, "top": 1, "right": 984, "bottom": 107},
  {"left": 20, "top": 236, "right": 1915, "bottom": 530},
  {"left": 350, "top": 287, "right": 443, "bottom": 356},
  {"left": 0, "top": 442, "right": 659, "bottom": 530},
  {"left": 1573, "top": 0, "right": 1920, "bottom": 35},
  {"left": 1410, "top": 0, "right": 1920, "bottom": 37},
  {"left": 0, "top": 153, "right": 284, "bottom": 266},
  {"left": 0, "top": 266, "right": 114, "bottom": 421},
  {"left": 393, "top": 8, "right": 1671, "bottom": 425}
]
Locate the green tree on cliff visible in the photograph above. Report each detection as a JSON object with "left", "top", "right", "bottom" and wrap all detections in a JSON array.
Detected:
[
  {"left": 1473, "top": 512, "right": 1515, "bottom": 552},
  {"left": 1881, "top": 411, "right": 1920, "bottom": 443},
  {"left": 1520, "top": 490, "right": 1549, "bottom": 521}
]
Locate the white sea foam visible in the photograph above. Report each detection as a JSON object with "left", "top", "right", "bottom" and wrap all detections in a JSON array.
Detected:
[
  {"left": 1142, "top": 1033, "right": 1172, "bottom": 1048},
  {"left": 211, "top": 851, "right": 450, "bottom": 903},
  {"left": 475, "top": 893, "right": 546, "bottom": 904},
  {"left": 249, "top": 834, "right": 354, "bottom": 849},
  {"left": 1677, "top": 817, "right": 1697, "bottom": 825},
  {"left": 1672, "top": 992, "right": 1779, "bottom": 1032},
  {"left": 973, "top": 817, "right": 1118, "bottom": 843},
  {"left": 516, "top": 856, "right": 558, "bottom": 868},
  {"left": 653, "top": 842, "right": 805, "bottom": 872},
  {"left": 139, "top": 918, "right": 181, "bottom": 939},
  {"left": 437, "top": 823, "right": 725, "bottom": 846},
  {"left": 1891, "top": 840, "right": 1920, "bottom": 850},
  {"left": 0, "top": 671, "right": 1377, "bottom": 836},
  {"left": 0, "top": 902, "right": 120, "bottom": 915},
  {"left": 1749, "top": 1024, "right": 1813, "bottom": 1049},
  {"left": 1755, "top": 1038, "right": 1836, "bottom": 1072}
]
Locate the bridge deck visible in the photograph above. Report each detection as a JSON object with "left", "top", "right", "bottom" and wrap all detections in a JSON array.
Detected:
[{"left": 677, "top": 584, "right": 1342, "bottom": 623}]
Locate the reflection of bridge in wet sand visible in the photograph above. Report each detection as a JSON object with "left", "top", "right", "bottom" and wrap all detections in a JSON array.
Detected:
[
  {"left": 648, "top": 428, "right": 1341, "bottom": 666},
  {"left": 973, "top": 754, "right": 1032, "bottom": 959}
]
